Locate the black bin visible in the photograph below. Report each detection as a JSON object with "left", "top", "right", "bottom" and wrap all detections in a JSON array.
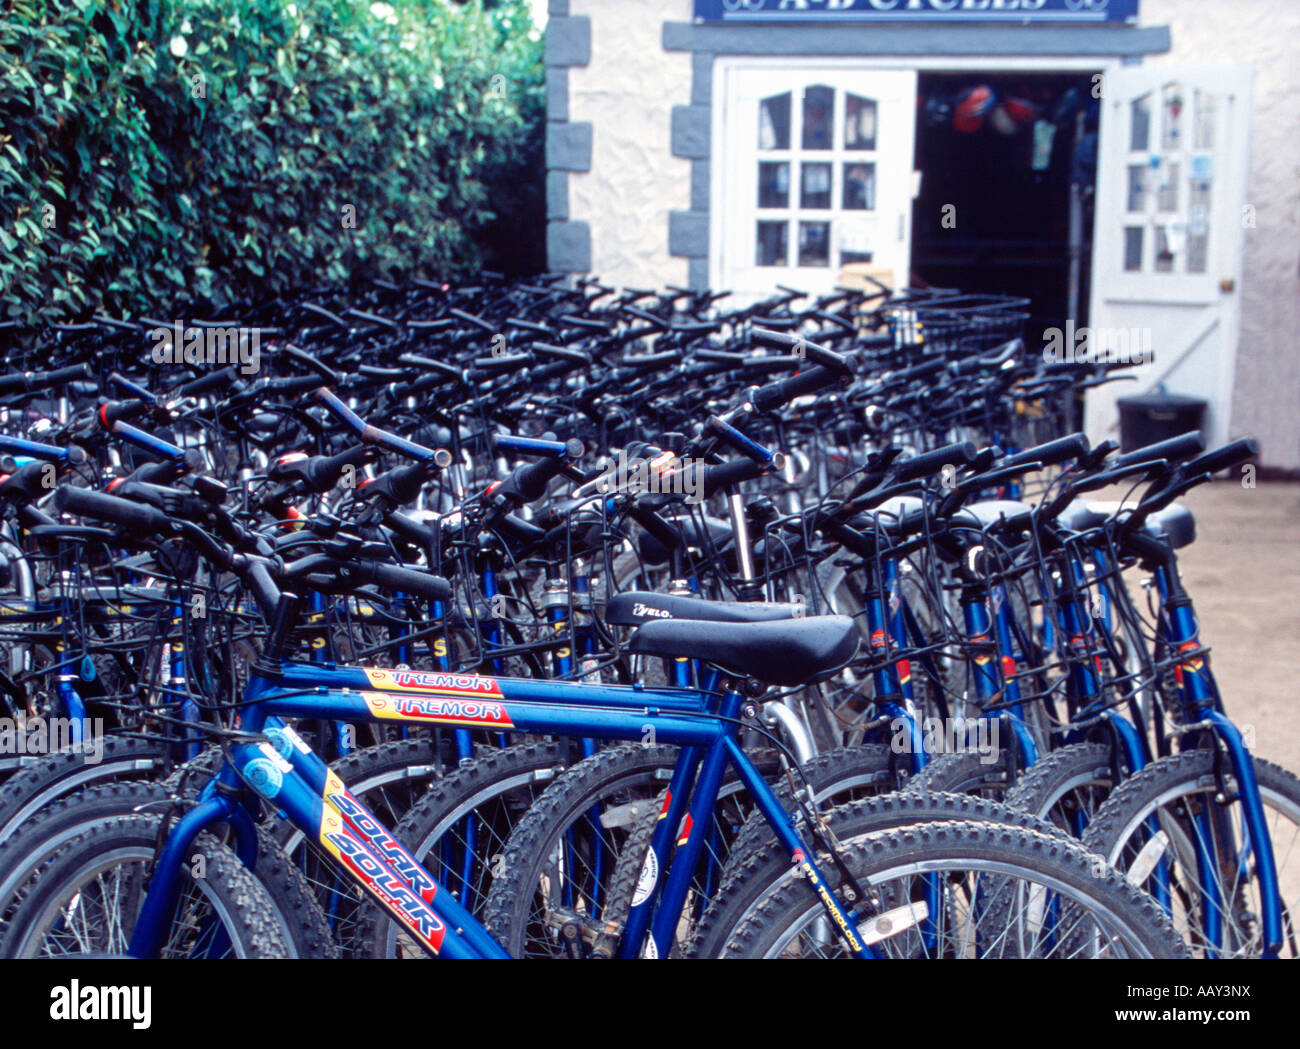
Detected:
[{"left": 1116, "top": 389, "right": 1207, "bottom": 453}]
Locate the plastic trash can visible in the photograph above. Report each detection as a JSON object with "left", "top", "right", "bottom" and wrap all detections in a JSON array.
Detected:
[{"left": 1116, "top": 388, "right": 1206, "bottom": 453}]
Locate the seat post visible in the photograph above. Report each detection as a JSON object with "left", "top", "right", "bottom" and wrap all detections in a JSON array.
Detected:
[
  {"left": 253, "top": 591, "right": 302, "bottom": 675},
  {"left": 727, "top": 492, "right": 763, "bottom": 601}
]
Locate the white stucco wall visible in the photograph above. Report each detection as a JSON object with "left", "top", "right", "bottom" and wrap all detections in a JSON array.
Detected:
[
  {"left": 1142, "top": 0, "right": 1300, "bottom": 470},
  {"left": 567, "top": 0, "right": 694, "bottom": 290}
]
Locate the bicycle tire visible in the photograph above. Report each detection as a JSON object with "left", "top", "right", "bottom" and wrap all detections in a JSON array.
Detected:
[
  {"left": 0, "top": 814, "right": 290, "bottom": 958},
  {"left": 719, "top": 819, "right": 1187, "bottom": 958},
  {"left": 1081, "top": 748, "right": 1300, "bottom": 958},
  {"left": 359, "top": 739, "right": 573, "bottom": 957}
]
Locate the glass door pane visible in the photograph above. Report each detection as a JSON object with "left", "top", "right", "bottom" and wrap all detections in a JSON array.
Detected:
[
  {"left": 801, "top": 85, "right": 834, "bottom": 150},
  {"left": 759, "top": 93, "right": 791, "bottom": 150}
]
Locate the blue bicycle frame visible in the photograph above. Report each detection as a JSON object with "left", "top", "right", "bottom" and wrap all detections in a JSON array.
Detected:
[
  {"left": 1152, "top": 563, "right": 1284, "bottom": 957},
  {"left": 126, "top": 658, "right": 880, "bottom": 959}
]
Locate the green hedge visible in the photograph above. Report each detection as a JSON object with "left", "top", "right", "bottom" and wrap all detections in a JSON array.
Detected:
[{"left": 0, "top": 0, "right": 544, "bottom": 325}]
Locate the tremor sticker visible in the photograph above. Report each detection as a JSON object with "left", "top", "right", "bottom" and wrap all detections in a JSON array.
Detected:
[
  {"left": 363, "top": 667, "right": 503, "bottom": 697},
  {"left": 360, "top": 691, "right": 514, "bottom": 728}
]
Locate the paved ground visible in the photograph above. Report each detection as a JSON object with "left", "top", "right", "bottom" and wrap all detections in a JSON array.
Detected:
[{"left": 1163, "top": 480, "right": 1300, "bottom": 772}]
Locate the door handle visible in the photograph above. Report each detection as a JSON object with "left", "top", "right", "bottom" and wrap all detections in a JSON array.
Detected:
[{"left": 1219, "top": 278, "right": 1235, "bottom": 293}]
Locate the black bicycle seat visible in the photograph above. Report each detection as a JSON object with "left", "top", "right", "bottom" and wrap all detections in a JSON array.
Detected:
[
  {"left": 1058, "top": 499, "right": 1196, "bottom": 549},
  {"left": 606, "top": 590, "right": 800, "bottom": 626},
  {"left": 628, "top": 614, "right": 859, "bottom": 687}
]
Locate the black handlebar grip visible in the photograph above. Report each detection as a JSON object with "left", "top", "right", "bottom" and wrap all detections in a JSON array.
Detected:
[
  {"left": 177, "top": 366, "right": 238, "bottom": 397},
  {"left": 384, "top": 511, "right": 438, "bottom": 549},
  {"left": 813, "top": 309, "right": 858, "bottom": 333},
  {"left": 889, "top": 357, "right": 947, "bottom": 383},
  {"left": 449, "top": 307, "right": 495, "bottom": 333},
  {"left": 1183, "top": 436, "right": 1259, "bottom": 476},
  {"left": 1113, "top": 431, "right": 1206, "bottom": 470},
  {"left": 620, "top": 305, "right": 669, "bottom": 331},
  {"left": 0, "top": 462, "right": 56, "bottom": 502},
  {"left": 471, "top": 353, "right": 533, "bottom": 375},
  {"left": 743, "top": 355, "right": 805, "bottom": 375},
  {"left": 361, "top": 562, "right": 453, "bottom": 602},
  {"left": 893, "top": 441, "right": 979, "bottom": 484},
  {"left": 1001, "top": 433, "right": 1090, "bottom": 470},
  {"left": 856, "top": 334, "right": 894, "bottom": 351},
  {"left": 98, "top": 400, "right": 150, "bottom": 428},
  {"left": 411, "top": 370, "right": 463, "bottom": 395},
  {"left": 126, "top": 459, "right": 188, "bottom": 485},
  {"left": 358, "top": 364, "right": 406, "bottom": 380},
  {"left": 750, "top": 364, "right": 841, "bottom": 412},
  {"left": 360, "top": 462, "right": 429, "bottom": 505},
  {"left": 618, "top": 350, "right": 681, "bottom": 374},
  {"left": 0, "top": 363, "right": 92, "bottom": 392},
  {"left": 529, "top": 356, "right": 591, "bottom": 384},
  {"left": 694, "top": 349, "right": 747, "bottom": 365},
  {"left": 700, "top": 458, "right": 764, "bottom": 499},
  {"left": 305, "top": 444, "right": 372, "bottom": 490},
  {"left": 54, "top": 486, "right": 172, "bottom": 532},
  {"left": 504, "top": 454, "right": 573, "bottom": 504},
  {"left": 496, "top": 513, "right": 547, "bottom": 545},
  {"left": 266, "top": 375, "right": 324, "bottom": 396},
  {"left": 558, "top": 314, "right": 611, "bottom": 332},
  {"left": 399, "top": 354, "right": 462, "bottom": 379},
  {"left": 749, "top": 328, "right": 852, "bottom": 376},
  {"left": 630, "top": 502, "right": 684, "bottom": 551},
  {"left": 284, "top": 344, "right": 340, "bottom": 384},
  {"left": 44, "top": 363, "right": 93, "bottom": 384},
  {"left": 670, "top": 319, "right": 722, "bottom": 336},
  {"left": 531, "top": 342, "right": 590, "bottom": 366}
]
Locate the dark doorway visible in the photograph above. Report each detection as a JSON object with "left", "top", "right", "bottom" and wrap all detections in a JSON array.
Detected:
[{"left": 911, "top": 71, "right": 1100, "bottom": 349}]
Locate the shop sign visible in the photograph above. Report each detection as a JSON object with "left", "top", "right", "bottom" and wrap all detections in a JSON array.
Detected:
[{"left": 694, "top": 0, "right": 1139, "bottom": 24}]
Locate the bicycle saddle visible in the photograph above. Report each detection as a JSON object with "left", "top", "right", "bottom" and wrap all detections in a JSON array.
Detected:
[
  {"left": 1057, "top": 499, "right": 1196, "bottom": 549},
  {"left": 606, "top": 590, "right": 799, "bottom": 626},
  {"left": 854, "top": 494, "right": 926, "bottom": 534},
  {"left": 628, "top": 614, "right": 860, "bottom": 687},
  {"left": 952, "top": 499, "right": 1034, "bottom": 530}
]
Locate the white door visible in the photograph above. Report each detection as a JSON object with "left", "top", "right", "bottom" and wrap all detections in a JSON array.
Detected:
[
  {"left": 714, "top": 65, "right": 917, "bottom": 304},
  {"left": 1086, "top": 64, "right": 1253, "bottom": 450}
]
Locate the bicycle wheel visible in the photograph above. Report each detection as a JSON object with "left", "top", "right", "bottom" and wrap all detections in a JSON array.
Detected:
[
  {"left": 598, "top": 743, "right": 896, "bottom": 957},
  {"left": 273, "top": 734, "right": 455, "bottom": 956},
  {"left": 905, "top": 746, "right": 1018, "bottom": 799},
  {"left": 1004, "top": 742, "right": 1126, "bottom": 837},
  {"left": 483, "top": 743, "right": 771, "bottom": 957},
  {"left": 1081, "top": 748, "right": 1300, "bottom": 958},
  {"left": 0, "top": 736, "right": 171, "bottom": 841},
  {"left": 719, "top": 819, "right": 1186, "bottom": 958},
  {"left": 0, "top": 814, "right": 290, "bottom": 958},
  {"left": 0, "top": 782, "right": 172, "bottom": 919},
  {"left": 689, "top": 790, "right": 1054, "bottom": 957},
  {"left": 361, "top": 739, "right": 572, "bottom": 957}
]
